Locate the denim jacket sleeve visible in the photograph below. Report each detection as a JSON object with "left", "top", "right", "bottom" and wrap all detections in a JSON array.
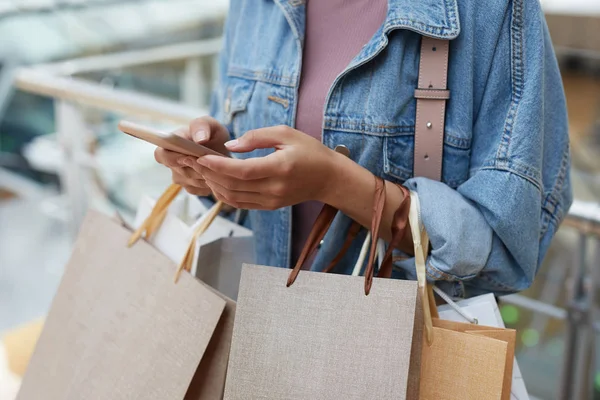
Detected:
[{"left": 403, "top": 1, "right": 572, "bottom": 297}]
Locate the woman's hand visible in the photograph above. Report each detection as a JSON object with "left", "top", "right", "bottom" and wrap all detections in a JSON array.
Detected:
[
  {"left": 195, "top": 125, "right": 342, "bottom": 210},
  {"left": 154, "top": 117, "right": 230, "bottom": 196},
  {"left": 196, "top": 124, "right": 411, "bottom": 247}
]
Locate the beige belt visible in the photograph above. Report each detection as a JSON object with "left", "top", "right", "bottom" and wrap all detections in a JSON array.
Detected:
[{"left": 413, "top": 36, "right": 450, "bottom": 181}]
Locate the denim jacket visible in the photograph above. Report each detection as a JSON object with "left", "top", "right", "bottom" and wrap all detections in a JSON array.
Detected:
[{"left": 209, "top": 0, "right": 572, "bottom": 297}]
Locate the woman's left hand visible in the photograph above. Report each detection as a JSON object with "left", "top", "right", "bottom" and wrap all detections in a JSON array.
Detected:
[{"left": 193, "top": 125, "right": 340, "bottom": 210}]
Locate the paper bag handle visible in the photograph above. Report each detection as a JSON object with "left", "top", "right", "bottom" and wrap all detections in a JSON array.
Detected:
[
  {"left": 430, "top": 285, "right": 477, "bottom": 324},
  {"left": 128, "top": 183, "right": 225, "bottom": 282},
  {"left": 406, "top": 190, "right": 435, "bottom": 345},
  {"left": 128, "top": 183, "right": 182, "bottom": 246},
  {"left": 321, "top": 221, "right": 362, "bottom": 274},
  {"left": 287, "top": 176, "right": 387, "bottom": 295},
  {"left": 363, "top": 176, "right": 387, "bottom": 294},
  {"left": 173, "top": 200, "right": 224, "bottom": 282},
  {"left": 369, "top": 187, "right": 434, "bottom": 342}
]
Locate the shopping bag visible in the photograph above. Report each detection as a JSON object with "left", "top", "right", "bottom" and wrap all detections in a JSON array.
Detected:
[
  {"left": 133, "top": 188, "right": 253, "bottom": 298},
  {"left": 422, "top": 318, "right": 516, "bottom": 400},
  {"left": 133, "top": 192, "right": 252, "bottom": 267},
  {"left": 17, "top": 210, "right": 227, "bottom": 400},
  {"left": 185, "top": 284, "right": 236, "bottom": 400},
  {"left": 194, "top": 236, "right": 255, "bottom": 301},
  {"left": 224, "top": 178, "right": 423, "bottom": 399},
  {"left": 437, "top": 293, "right": 530, "bottom": 400},
  {"left": 406, "top": 191, "right": 517, "bottom": 400},
  {"left": 131, "top": 184, "right": 240, "bottom": 399}
]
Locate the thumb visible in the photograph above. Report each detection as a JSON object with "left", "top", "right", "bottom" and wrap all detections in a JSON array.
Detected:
[
  {"left": 188, "top": 117, "right": 218, "bottom": 144},
  {"left": 225, "top": 126, "right": 290, "bottom": 153},
  {"left": 188, "top": 116, "right": 228, "bottom": 144}
]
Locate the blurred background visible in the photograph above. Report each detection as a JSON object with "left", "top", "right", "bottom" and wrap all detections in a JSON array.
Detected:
[{"left": 0, "top": 0, "right": 598, "bottom": 399}]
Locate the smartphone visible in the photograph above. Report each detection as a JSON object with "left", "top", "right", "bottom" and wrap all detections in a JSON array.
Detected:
[{"left": 118, "top": 120, "right": 224, "bottom": 157}]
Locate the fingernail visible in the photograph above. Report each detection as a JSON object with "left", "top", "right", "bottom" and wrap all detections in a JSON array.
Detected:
[
  {"left": 196, "top": 157, "right": 207, "bottom": 166},
  {"left": 182, "top": 158, "right": 193, "bottom": 167},
  {"left": 194, "top": 130, "right": 208, "bottom": 142},
  {"left": 224, "top": 139, "right": 238, "bottom": 148}
]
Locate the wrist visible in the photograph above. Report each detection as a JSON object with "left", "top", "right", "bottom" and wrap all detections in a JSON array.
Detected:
[
  {"left": 317, "top": 150, "right": 344, "bottom": 205},
  {"left": 318, "top": 152, "right": 369, "bottom": 208}
]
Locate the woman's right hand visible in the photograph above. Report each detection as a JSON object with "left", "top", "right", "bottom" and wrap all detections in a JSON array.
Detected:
[{"left": 154, "top": 117, "right": 231, "bottom": 196}]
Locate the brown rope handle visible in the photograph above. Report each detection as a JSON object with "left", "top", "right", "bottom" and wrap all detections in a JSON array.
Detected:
[
  {"left": 321, "top": 221, "right": 362, "bottom": 274},
  {"left": 363, "top": 177, "right": 386, "bottom": 295},
  {"left": 286, "top": 204, "right": 337, "bottom": 287},
  {"left": 287, "top": 176, "right": 387, "bottom": 296},
  {"left": 377, "top": 184, "right": 411, "bottom": 279}
]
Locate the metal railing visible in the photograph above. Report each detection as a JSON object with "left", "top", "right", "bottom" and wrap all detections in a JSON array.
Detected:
[
  {"left": 13, "top": 38, "right": 221, "bottom": 233},
  {"left": 500, "top": 201, "right": 600, "bottom": 400}
]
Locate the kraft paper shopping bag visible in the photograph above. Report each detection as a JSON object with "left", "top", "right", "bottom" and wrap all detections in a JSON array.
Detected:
[
  {"left": 406, "top": 191, "right": 517, "bottom": 400},
  {"left": 438, "top": 293, "right": 529, "bottom": 400},
  {"left": 18, "top": 210, "right": 228, "bottom": 400},
  {"left": 224, "top": 178, "right": 422, "bottom": 399}
]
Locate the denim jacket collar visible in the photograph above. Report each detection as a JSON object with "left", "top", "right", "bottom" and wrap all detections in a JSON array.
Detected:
[
  {"left": 386, "top": 0, "right": 460, "bottom": 39},
  {"left": 274, "top": 0, "right": 460, "bottom": 43}
]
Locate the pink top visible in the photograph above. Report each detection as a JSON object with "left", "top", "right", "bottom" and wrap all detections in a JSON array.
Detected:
[{"left": 292, "top": 0, "right": 388, "bottom": 266}]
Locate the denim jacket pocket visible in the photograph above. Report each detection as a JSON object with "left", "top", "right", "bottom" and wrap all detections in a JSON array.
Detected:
[
  {"left": 383, "top": 133, "right": 414, "bottom": 182},
  {"left": 223, "top": 77, "right": 256, "bottom": 136},
  {"left": 384, "top": 132, "right": 471, "bottom": 188}
]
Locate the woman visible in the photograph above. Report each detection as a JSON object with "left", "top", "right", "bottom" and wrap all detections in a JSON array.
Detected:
[{"left": 155, "top": 0, "right": 572, "bottom": 298}]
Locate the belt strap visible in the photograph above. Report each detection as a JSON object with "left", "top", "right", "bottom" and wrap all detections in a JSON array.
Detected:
[{"left": 413, "top": 36, "right": 450, "bottom": 181}]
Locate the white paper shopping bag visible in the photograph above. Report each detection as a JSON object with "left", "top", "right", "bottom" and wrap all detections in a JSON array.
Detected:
[
  {"left": 133, "top": 195, "right": 252, "bottom": 267},
  {"left": 133, "top": 195, "right": 193, "bottom": 264}
]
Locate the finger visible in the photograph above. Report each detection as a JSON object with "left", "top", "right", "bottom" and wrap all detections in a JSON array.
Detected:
[
  {"left": 180, "top": 157, "right": 205, "bottom": 174},
  {"left": 205, "top": 179, "right": 278, "bottom": 209},
  {"left": 155, "top": 148, "right": 187, "bottom": 168},
  {"left": 207, "top": 184, "right": 236, "bottom": 208},
  {"left": 201, "top": 167, "right": 267, "bottom": 193},
  {"left": 210, "top": 190, "right": 278, "bottom": 211},
  {"left": 180, "top": 166, "right": 203, "bottom": 179},
  {"left": 197, "top": 154, "right": 280, "bottom": 180},
  {"left": 182, "top": 185, "right": 212, "bottom": 196},
  {"left": 170, "top": 126, "right": 190, "bottom": 139},
  {"left": 170, "top": 117, "right": 218, "bottom": 143},
  {"left": 231, "top": 202, "right": 272, "bottom": 211},
  {"left": 171, "top": 165, "right": 202, "bottom": 180},
  {"left": 171, "top": 167, "right": 187, "bottom": 178},
  {"left": 175, "top": 177, "right": 207, "bottom": 188},
  {"left": 189, "top": 116, "right": 228, "bottom": 144},
  {"left": 172, "top": 170, "right": 207, "bottom": 188},
  {"left": 206, "top": 180, "right": 270, "bottom": 209},
  {"left": 171, "top": 156, "right": 206, "bottom": 179},
  {"left": 224, "top": 125, "right": 293, "bottom": 153}
]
